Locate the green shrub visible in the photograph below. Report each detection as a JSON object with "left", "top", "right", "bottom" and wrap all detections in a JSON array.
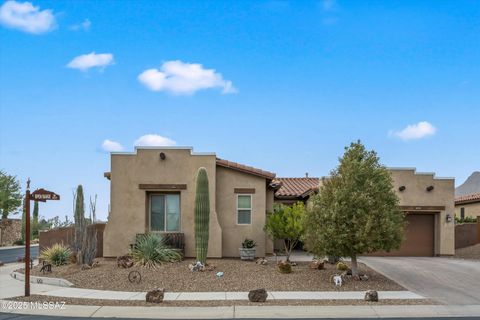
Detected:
[
  {"left": 336, "top": 261, "right": 349, "bottom": 271},
  {"left": 455, "top": 216, "right": 478, "bottom": 224},
  {"left": 131, "top": 233, "right": 182, "bottom": 268},
  {"left": 13, "top": 239, "right": 24, "bottom": 245},
  {"left": 40, "top": 243, "right": 72, "bottom": 266},
  {"left": 278, "top": 260, "right": 292, "bottom": 274},
  {"left": 241, "top": 238, "right": 256, "bottom": 249}
]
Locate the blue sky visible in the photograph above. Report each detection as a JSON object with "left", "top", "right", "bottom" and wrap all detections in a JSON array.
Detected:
[{"left": 1, "top": 0, "right": 479, "bottom": 221}]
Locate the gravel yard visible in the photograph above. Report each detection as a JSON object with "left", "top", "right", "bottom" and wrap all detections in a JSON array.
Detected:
[
  {"left": 7, "top": 295, "right": 433, "bottom": 307},
  {"left": 24, "top": 258, "right": 405, "bottom": 292}
]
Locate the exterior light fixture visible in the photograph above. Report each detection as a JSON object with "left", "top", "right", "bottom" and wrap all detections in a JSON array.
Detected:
[
  {"left": 426, "top": 185, "right": 434, "bottom": 192},
  {"left": 446, "top": 214, "right": 453, "bottom": 223},
  {"left": 399, "top": 186, "right": 406, "bottom": 192},
  {"left": 160, "top": 152, "right": 166, "bottom": 160}
]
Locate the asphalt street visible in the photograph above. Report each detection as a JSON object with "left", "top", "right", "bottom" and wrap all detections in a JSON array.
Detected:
[{"left": 0, "top": 246, "right": 39, "bottom": 264}]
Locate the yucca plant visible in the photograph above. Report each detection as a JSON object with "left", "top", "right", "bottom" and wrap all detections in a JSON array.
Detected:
[
  {"left": 40, "top": 243, "right": 72, "bottom": 266},
  {"left": 130, "top": 233, "right": 182, "bottom": 268}
]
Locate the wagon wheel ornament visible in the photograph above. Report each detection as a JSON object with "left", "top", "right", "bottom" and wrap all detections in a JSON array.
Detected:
[{"left": 128, "top": 270, "right": 141, "bottom": 284}]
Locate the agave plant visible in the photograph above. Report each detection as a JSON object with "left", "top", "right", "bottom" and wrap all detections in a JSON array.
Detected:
[
  {"left": 40, "top": 243, "right": 72, "bottom": 266},
  {"left": 130, "top": 233, "right": 182, "bottom": 268}
]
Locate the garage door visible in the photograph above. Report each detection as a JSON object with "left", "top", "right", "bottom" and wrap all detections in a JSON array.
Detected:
[{"left": 371, "top": 213, "right": 435, "bottom": 257}]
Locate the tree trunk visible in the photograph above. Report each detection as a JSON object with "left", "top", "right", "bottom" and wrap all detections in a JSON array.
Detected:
[{"left": 351, "top": 254, "right": 359, "bottom": 276}]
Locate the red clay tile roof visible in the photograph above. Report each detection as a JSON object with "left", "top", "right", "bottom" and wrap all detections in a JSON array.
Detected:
[
  {"left": 216, "top": 158, "right": 276, "bottom": 180},
  {"left": 274, "top": 177, "right": 320, "bottom": 198},
  {"left": 455, "top": 192, "right": 480, "bottom": 204}
]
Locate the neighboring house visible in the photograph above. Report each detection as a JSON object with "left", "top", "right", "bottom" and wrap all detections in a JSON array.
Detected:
[
  {"left": 103, "top": 147, "right": 278, "bottom": 258},
  {"left": 103, "top": 147, "right": 455, "bottom": 258},
  {"left": 455, "top": 193, "right": 480, "bottom": 220}
]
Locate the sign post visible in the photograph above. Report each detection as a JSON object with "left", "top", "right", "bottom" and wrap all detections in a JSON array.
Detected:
[
  {"left": 24, "top": 181, "right": 60, "bottom": 297},
  {"left": 24, "top": 179, "right": 31, "bottom": 297}
]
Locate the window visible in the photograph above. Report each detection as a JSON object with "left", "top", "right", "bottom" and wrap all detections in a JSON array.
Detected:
[
  {"left": 150, "top": 194, "right": 180, "bottom": 232},
  {"left": 237, "top": 194, "right": 252, "bottom": 224},
  {"left": 460, "top": 207, "right": 465, "bottom": 220}
]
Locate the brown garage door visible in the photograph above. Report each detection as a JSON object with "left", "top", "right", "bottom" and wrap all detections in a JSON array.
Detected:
[{"left": 370, "top": 213, "right": 435, "bottom": 257}]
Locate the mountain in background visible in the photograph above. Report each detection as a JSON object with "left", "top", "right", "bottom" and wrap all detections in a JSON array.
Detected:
[{"left": 456, "top": 171, "right": 480, "bottom": 196}]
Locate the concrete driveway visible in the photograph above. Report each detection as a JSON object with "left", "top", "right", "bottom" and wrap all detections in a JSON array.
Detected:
[{"left": 360, "top": 256, "right": 480, "bottom": 305}]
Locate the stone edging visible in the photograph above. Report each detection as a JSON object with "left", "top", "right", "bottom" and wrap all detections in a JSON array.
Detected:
[{"left": 11, "top": 271, "right": 73, "bottom": 287}]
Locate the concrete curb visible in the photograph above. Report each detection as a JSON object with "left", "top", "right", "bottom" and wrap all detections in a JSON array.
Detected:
[
  {"left": 11, "top": 271, "right": 73, "bottom": 287},
  {"left": 1, "top": 300, "right": 480, "bottom": 318}
]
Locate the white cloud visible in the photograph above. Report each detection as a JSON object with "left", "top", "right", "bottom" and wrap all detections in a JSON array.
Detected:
[
  {"left": 102, "top": 139, "right": 124, "bottom": 152},
  {"left": 70, "top": 19, "right": 90, "bottom": 31},
  {"left": 134, "top": 134, "right": 176, "bottom": 147},
  {"left": 0, "top": 0, "right": 55, "bottom": 34},
  {"left": 138, "top": 60, "right": 237, "bottom": 95},
  {"left": 67, "top": 52, "right": 114, "bottom": 71},
  {"left": 390, "top": 121, "right": 437, "bottom": 141}
]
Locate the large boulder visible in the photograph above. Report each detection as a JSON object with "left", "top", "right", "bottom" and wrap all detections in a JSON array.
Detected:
[
  {"left": 248, "top": 288, "right": 268, "bottom": 302},
  {"left": 146, "top": 288, "right": 165, "bottom": 303},
  {"left": 364, "top": 290, "right": 378, "bottom": 302}
]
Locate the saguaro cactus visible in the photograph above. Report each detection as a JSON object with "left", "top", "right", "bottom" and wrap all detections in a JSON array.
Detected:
[
  {"left": 74, "top": 185, "right": 85, "bottom": 264},
  {"left": 194, "top": 167, "right": 210, "bottom": 264}
]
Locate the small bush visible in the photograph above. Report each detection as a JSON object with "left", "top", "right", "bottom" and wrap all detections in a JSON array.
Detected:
[
  {"left": 131, "top": 233, "right": 182, "bottom": 268},
  {"left": 455, "top": 216, "right": 478, "bottom": 224},
  {"left": 278, "top": 260, "right": 292, "bottom": 274},
  {"left": 242, "top": 239, "right": 257, "bottom": 249},
  {"left": 40, "top": 244, "right": 72, "bottom": 266},
  {"left": 336, "top": 261, "right": 349, "bottom": 271},
  {"left": 13, "top": 239, "right": 24, "bottom": 245}
]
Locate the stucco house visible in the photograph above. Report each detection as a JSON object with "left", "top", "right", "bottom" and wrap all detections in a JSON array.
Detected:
[
  {"left": 455, "top": 192, "right": 480, "bottom": 220},
  {"left": 103, "top": 147, "right": 278, "bottom": 258},
  {"left": 103, "top": 147, "right": 455, "bottom": 258}
]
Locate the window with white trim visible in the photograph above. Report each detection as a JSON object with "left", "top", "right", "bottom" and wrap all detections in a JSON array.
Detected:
[
  {"left": 237, "top": 194, "right": 252, "bottom": 224},
  {"left": 150, "top": 194, "right": 180, "bottom": 232}
]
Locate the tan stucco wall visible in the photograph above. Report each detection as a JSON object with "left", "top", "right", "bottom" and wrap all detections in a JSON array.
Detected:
[
  {"left": 455, "top": 202, "right": 480, "bottom": 219},
  {"left": 103, "top": 148, "right": 222, "bottom": 258},
  {"left": 390, "top": 169, "right": 455, "bottom": 256},
  {"left": 216, "top": 166, "right": 271, "bottom": 257}
]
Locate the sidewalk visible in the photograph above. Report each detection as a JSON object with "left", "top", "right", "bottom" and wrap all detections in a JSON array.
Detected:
[{"left": 2, "top": 302, "right": 480, "bottom": 318}]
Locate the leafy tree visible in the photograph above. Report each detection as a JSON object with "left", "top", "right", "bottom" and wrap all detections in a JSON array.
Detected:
[
  {"left": 0, "top": 170, "right": 22, "bottom": 219},
  {"left": 264, "top": 202, "right": 306, "bottom": 262},
  {"left": 303, "top": 141, "right": 405, "bottom": 276},
  {"left": 32, "top": 201, "right": 39, "bottom": 238}
]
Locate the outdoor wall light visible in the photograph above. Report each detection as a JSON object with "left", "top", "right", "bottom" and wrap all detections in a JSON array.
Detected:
[
  {"left": 399, "top": 186, "right": 406, "bottom": 192},
  {"left": 160, "top": 152, "right": 166, "bottom": 160},
  {"left": 426, "top": 185, "right": 434, "bottom": 192},
  {"left": 446, "top": 214, "right": 453, "bottom": 223}
]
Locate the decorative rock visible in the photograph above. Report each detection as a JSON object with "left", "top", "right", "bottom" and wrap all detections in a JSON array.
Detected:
[
  {"left": 189, "top": 261, "right": 205, "bottom": 272},
  {"left": 277, "top": 260, "right": 292, "bottom": 274},
  {"left": 364, "top": 290, "right": 378, "bottom": 302},
  {"left": 248, "top": 288, "right": 268, "bottom": 302},
  {"left": 256, "top": 258, "right": 268, "bottom": 265},
  {"left": 290, "top": 261, "right": 297, "bottom": 266},
  {"left": 146, "top": 288, "right": 165, "bottom": 303},
  {"left": 359, "top": 274, "right": 369, "bottom": 281},
  {"left": 117, "top": 255, "right": 134, "bottom": 269},
  {"left": 309, "top": 260, "right": 324, "bottom": 270},
  {"left": 81, "top": 264, "right": 92, "bottom": 270}
]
